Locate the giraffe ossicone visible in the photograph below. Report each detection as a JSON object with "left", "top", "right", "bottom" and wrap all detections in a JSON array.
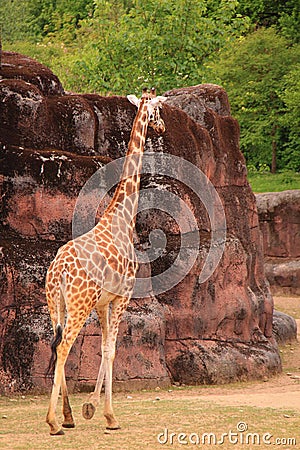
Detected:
[{"left": 45, "top": 88, "right": 167, "bottom": 435}]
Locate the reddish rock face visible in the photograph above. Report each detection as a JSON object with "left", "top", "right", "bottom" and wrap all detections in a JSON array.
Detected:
[
  {"left": 0, "top": 51, "right": 64, "bottom": 96},
  {"left": 0, "top": 51, "right": 281, "bottom": 393},
  {"left": 256, "top": 190, "right": 300, "bottom": 294},
  {"left": 256, "top": 191, "right": 300, "bottom": 259}
]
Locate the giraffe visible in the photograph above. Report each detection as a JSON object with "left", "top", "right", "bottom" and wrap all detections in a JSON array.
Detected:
[{"left": 45, "top": 88, "right": 167, "bottom": 435}]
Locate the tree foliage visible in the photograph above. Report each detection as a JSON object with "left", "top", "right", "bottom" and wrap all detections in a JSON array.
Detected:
[
  {"left": 237, "top": 0, "right": 300, "bottom": 42},
  {"left": 278, "top": 65, "right": 300, "bottom": 170},
  {"left": 0, "top": 0, "right": 299, "bottom": 172},
  {"left": 41, "top": 0, "right": 250, "bottom": 94},
  {"left": 0, "top": 0, "right": 94, "bottom": 41},
  {"left": 208, "top": 27, "right": 299, "bottom": 171}
]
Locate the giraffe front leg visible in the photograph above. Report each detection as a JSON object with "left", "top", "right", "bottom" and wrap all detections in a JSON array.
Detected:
[
  {"left": 103, "top": 298, "right": 128, "bottom": 430},
  {"left": 103, "top": 343, "right": 120, "bottom": 430},
  {"left": 82, "top": 304, "right": 108, "bottom": 420}
]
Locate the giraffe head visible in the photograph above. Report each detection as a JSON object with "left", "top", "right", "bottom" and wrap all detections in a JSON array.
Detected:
[{"left": 127, "top": 87, "right": 167, "bottom": 134}]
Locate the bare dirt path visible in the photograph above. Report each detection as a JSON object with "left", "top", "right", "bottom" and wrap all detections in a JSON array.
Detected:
[
  {"left": 181, "top": 296, "right": 300, "bottom": 411},
  {"left": 128, "top": 296, "right": 300, "bottom": 414}
]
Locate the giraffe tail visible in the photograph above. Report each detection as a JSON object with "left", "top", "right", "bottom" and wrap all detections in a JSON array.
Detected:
[
  {"left": 45, "top": 272, "right": 66, "bottom": 378},
  {"left": 45, "top": 324, "right": 63, "bottom": 378}
]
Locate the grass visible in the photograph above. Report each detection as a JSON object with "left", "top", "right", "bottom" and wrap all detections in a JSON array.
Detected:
[
  {"left": 0, "top": 390, "right": 299, "bottom": 450},
  {"left": 247, "top": 170, "right": 300, "bottom": 193}
]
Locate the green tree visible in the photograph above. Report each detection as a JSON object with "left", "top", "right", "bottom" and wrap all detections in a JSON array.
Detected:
[
  {"left": 0, "top": 0, "right": 94, "bottom": 42},
  {"left": 278, "top": 65, "right": 300, "bottom": 170},
  {"left": 208, "top": 27, "right": 299, "bottom": 172},
  {"left": 0, "top": 0, "right": 32, "bottom": 42},
  {"left": 55, "top": 0, "right": 249, "bottom": 94},
  {"left": 237, "top": 0, "right": 300, "bottom": 42},
  {"left": 42, "top": 0, "right": 94, "bottom": 42}
]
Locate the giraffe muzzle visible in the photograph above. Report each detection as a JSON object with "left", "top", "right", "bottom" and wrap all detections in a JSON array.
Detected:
[{"left": 150, "top": 118, "right": 166, "bottom": 134}]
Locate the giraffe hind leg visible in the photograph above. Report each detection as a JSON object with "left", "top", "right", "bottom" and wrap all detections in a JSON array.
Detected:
[
  {"left": 46, "top": 334, "right": 79, "bottom": 435},
  {"left": 46, "top": 288, "right": 75, "bottom": 431},
  {"left": 46, "top": 342, "right": 68, "bottom": 435},
  {"left": 46, "top": 312, "right": 91, "bottom": 434},
  {"left": 61, "top": 371, "right": 75, "bottom": 428}
]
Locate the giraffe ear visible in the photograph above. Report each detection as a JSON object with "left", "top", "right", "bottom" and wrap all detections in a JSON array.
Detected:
[
  {"left": 156, "top": 96, "right": 168, "bottom": 102},
  {"left": 150, "top": 96, "right": 168, "bottom": 106},
  {"left": 127, "top": 95, "right": 140, "bottom": 107}
]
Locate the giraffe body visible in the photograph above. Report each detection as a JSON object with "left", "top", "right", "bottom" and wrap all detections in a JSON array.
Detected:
[{"left": 45, "top": 89, "right": 166, "bottom": 435}]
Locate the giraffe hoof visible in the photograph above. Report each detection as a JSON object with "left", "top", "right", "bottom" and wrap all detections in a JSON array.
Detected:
[
  {"left": 106, "top": 425, "right": 121, "bottom": 431},
  {"left": 82, "top": 402, "right": 96, "bottom": 420},
  {"left": 62, "top": 422, "right": 75, "bottom": 429},
  {"left": 50, "top": 429, "right": 65, "bottom": 436}
]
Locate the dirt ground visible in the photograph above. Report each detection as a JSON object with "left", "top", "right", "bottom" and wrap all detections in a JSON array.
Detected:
[
  {"left": 128, "top": 295, "right": 300, "bottom": 411},
  {"left": 193, "top": 296, "right": 300, "bottom": 411}
]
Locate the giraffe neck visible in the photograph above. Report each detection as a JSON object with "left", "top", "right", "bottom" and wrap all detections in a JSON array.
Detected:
[{"left": 102, "top": 99, "right": 149, "bottom": 231}]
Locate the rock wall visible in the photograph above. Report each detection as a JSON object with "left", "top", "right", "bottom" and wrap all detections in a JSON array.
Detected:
[
  {"left": 256, "top": 191, "right": 300, "bottom": 294},
  {"left": 0, "top": 51, "right": 281, "bottom": 394}
]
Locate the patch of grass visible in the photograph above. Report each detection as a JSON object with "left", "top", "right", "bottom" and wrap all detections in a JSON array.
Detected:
[
  {"left": 0, "top": 391, "right": 299, "bottom": 449},
  {"left": 247, "top": 170, "right": 300, "bottom": 193}
]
